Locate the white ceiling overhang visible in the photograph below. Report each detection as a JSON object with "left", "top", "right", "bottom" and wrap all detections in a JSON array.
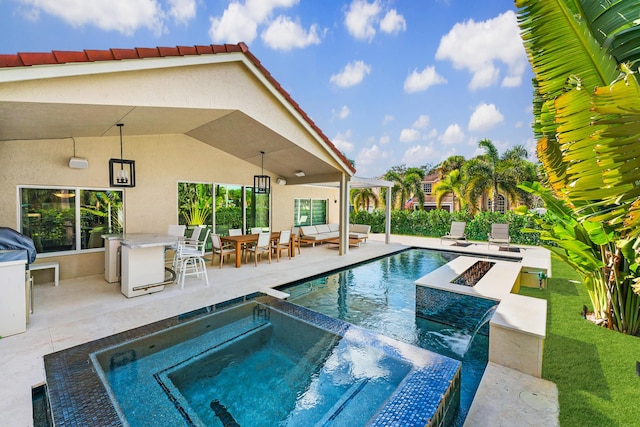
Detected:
[{"left": 0, "top": 53, "right": 354, "bottom": 184}]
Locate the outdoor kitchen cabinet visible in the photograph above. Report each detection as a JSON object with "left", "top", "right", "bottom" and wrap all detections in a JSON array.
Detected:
[{"left": 0, "top": 250, "right": 28, "bottom": 337}]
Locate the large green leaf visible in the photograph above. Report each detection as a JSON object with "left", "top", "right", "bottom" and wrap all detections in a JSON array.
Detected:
[
  {"left": 516, "top": 0, "right": 618, "bottom": 98},
  {"left": 580, "top": 0, "right": 640, "bottom": 64}
]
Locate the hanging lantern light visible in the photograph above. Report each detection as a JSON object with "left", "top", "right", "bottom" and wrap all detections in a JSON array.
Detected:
[
  {"left": 253, "top": 151, "right": 270, "bottom": 194},
  {"left": 109, "top": 123, "right": 136, "bottom": 188}
]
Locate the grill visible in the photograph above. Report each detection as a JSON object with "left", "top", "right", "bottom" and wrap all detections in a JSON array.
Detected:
[
  {"left": 0, "top": 227, "right": 37, "bottom": 337},
  {"left": 0, "top": 227, "right": 37, "bottom": 264}
]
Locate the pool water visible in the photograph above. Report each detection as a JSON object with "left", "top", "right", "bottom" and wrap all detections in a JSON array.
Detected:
[{"left": 281, "top": 248, "right": 495, "bottom": 425}]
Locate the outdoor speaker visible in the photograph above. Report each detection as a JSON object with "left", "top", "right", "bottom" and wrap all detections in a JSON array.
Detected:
[{"left": 68, "top": 157, "right": 89, "bottom": 169}]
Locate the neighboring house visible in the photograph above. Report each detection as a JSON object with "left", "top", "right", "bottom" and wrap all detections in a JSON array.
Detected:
[
  {"left": 0, "top": 43, "right": 365, "bottom": 280},
  {"left": 419, "top": 173, "right": 510, "bottom": 213}
]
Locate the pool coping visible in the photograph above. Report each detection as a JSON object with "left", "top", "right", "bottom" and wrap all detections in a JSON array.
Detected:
[{"left": 44, "top": 294, "right": 462, "bottom": 427}]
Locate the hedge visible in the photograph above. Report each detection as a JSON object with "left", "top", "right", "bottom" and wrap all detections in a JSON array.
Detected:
[{"left": 349, "top": 209, "right": 544, "bottom": 246}]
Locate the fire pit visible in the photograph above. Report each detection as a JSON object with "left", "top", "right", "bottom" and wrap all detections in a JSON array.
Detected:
[{"left": 451, "top": 260, "right": 495, "bottom": 287}]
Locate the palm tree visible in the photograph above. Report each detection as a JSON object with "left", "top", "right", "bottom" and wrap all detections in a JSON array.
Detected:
[
  {"left": 384, "top": 166, "right": 425, "bottom": 210},
  {"left": 516, "top": 0, "right": 640, "bottom": 334},
  {"left": 463, "top": 139, "right": 522, "bottom": 213},
  {"left": 350, "top": 188, "right": 379, "bottom": 213},
  {"left": 438, "top": 155, "right": 466, "bottom": 176},
  {"left": 433, "top": 169, "right": 466, "bottom": 211}
]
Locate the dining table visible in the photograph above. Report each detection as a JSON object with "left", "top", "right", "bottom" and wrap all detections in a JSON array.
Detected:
[{"left": 220, "top": 231, "right": 293, "bottom": 268}]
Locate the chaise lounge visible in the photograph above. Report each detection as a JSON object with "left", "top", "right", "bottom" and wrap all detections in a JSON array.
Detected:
[
  {"left": 488, "top": 223, "right": 511, "bottom": 249},
  {"left": 440, "top": 221, "right": 466, "bottom": 245}
]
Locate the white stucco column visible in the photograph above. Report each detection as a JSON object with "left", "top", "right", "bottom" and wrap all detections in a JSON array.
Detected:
[
  {"left": 385, "top": 186, "right": 391, "bottom": 244},
  {"left": 339, "top": 173, "right": 350, "bottom": 255}
]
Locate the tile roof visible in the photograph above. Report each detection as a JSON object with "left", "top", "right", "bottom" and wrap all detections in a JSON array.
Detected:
[{"left": 0, "top": 42, "right": 356, "bottom": 174}]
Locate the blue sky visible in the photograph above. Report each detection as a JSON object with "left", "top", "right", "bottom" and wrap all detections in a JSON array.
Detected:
[{"left": 1, "top": 0, "right": 535, "bottom": 178}]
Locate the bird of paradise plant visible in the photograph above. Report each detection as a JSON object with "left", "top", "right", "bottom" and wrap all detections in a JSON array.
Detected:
[{"left": 516, "top": 0, "right": 640, "bottom": 334}]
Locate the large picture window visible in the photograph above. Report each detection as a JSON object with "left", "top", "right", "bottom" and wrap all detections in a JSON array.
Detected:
[
  {"left": 178, "top": 181, "right": 270, "bottom": 236},
  {"left": 20, "top": 187, "right": 124, "bottom": 254},
  {"left": 294, "top": 198, "right": 327, "bottom": 226}
]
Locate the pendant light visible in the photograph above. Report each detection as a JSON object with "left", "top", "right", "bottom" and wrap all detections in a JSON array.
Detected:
[
  {"left": 253, "top": 151, "right": 270, "bottom": 194},
  {"left": 109, "top": 123, "right": 136, "bottom": 187}
]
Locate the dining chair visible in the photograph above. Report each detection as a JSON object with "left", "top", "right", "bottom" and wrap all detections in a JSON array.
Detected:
[
  {"left": 290, "top": 227, "right": 302, "bottom": 255},
  {"left": 245, "top": 232, "right": 271, "bottom": 266},
  {"left": 210, "top": 233, "right": 235, "bottom": 268},
  {"left": 174, "top": 228, "right": 210, "bottom": 289},
  {"left": 228, "top": 228, "right": 242, "bottom": 236},
  {"left": 250, "top": 227, "right": 263, "bottom": 234},
  {"left": 273, "top": 229, "right": 291, "bottom": 261}
]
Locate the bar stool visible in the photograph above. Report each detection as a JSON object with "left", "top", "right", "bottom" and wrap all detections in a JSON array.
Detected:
[{"left": 175, "top": 229, "right": 210, "bottom": 289}]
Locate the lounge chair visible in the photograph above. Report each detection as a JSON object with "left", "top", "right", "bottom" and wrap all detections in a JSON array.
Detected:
[
  {"left": 440, "top": 221, "right": 467, "bottom": 245},
  {"left": 488, "top": 223, "right": 510, "bottom": 249}
]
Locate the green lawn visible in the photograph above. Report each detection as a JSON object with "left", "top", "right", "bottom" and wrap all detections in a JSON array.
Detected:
[{"left": 519, "top": 257, "right": 640, "bottom": 426}]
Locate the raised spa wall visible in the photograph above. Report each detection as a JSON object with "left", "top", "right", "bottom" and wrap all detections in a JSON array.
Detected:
[{"left": 415, "top": 255, "right": 548, "bottom": 378}]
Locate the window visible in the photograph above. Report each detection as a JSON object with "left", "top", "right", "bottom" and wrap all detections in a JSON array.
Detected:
[
  {"left": 20, "top": 187, "right": 124, "bottom": 254},
  {"left": 245, "top": 187, "right": 270, "bottom": 232},
  {"left": 214, "top": 184, "right": 243, "bottom": 235},
  {"left": 488, "top": 194, "right": 506, "bottom": 213},
  {"left": 423, "top": 182, "right": 432, "bottom": 195},
  {"left": 294, "top": 198, "right": 327, "bottom": 226},
  {"left": 178, "top": 181, "right": 270, "bottom": 236}
]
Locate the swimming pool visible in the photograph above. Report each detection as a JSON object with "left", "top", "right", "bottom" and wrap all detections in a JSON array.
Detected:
[
  {"left": 42, "top": 248, "right": 496, "bottom": 426},
  {"left": 279, "top": 248, "right": 498, "bottom": 425}
]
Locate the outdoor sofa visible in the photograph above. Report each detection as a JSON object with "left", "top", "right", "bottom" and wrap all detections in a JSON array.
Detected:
[{"left": 299, "top": 224, "right": 370, "bottom": 246}]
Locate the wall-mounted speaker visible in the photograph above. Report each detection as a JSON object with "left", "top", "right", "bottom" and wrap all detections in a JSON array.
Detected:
[{"left": 68, "top": 157, "right": 89, "bottom": 169}]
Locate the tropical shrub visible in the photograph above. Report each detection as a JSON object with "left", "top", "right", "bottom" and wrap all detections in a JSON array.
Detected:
[
  {"left": 350, "top": 208, "right": 543, "bottom": 246},
  {"left": 516, "top": 0, "right": 640, "bottom": 334}
]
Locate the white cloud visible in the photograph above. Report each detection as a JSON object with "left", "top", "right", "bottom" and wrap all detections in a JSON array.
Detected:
[
  {"left": 333, "top": 130, "right": 355, "bottom": 153},
  {"left": 468, "top": 103, "right": 504, "bottom": 132},
  {"left": 332, "top": 105, "right": 351, "bottom": 120},
  {"left": 399, "top": 128, "right": 420, "bottom": 143},
  {"left": 168, "top": 0, "right": 196, "bottom": 25},
  {"left": 209, "top": 0, "right": 299, "bottom": 44},
  {"left": 402, "top": 145, "right": 435, "bottom": 166},
  {"left": 435, "top": 10, "right": 527, "bottom": 90},
  {"left": 261, "top": 15, "right": 321, "bottom": 50},
  {"left": 382, "top": 114, "right": 395, "bottom": 125},
  {"left": 344, "top": 0, "right": 381, "bottom": 41},
  {"left": 17, "top": 0, "right": 168, "bottom": 36},
  {"left": 330, "top": 60, "right": 371, "bottom": 88},
  {"left": 412, "top": 114, "right": 430, "bottom": 129},
  {"left": 439, "top": 124, "right": 465, "bottom": 145},
  {"left": 209, "top": 3, "right": 258, "bottom": 43},
  {"left": 379, "top": 9, "right": 406, "bottom": 34},
  {"left": 404, "top": 66, "right": 447, "bottom": 93},
  {"left": 469, "top": 63, "right": 500, "bottom": 90},
  {"left": 357, "top": 144, "right": 388, "bottom": 167},
  {"left": 244, "top": 0, "right": 299, "bottom": 20},
  {"left": 379, "top": 134, "right": 390, "bottom": 145}
]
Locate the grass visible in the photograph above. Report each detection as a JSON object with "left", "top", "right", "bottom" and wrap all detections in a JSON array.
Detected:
[{"left": 519, "top": 256, "right": 640, "bottom": 426}]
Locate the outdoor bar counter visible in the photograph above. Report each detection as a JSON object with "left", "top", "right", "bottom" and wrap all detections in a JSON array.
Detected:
[{"left": 103, "top": 233, "right": 177, "bottom": 298}]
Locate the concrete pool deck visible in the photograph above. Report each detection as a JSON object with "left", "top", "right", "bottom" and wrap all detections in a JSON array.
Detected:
[{"left": 0, "top": 234, "right": 558, "bottom": 426}]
